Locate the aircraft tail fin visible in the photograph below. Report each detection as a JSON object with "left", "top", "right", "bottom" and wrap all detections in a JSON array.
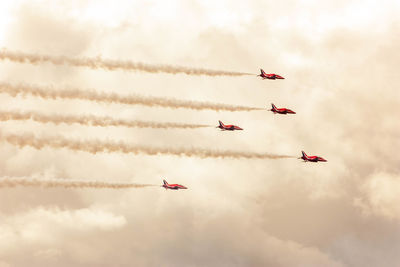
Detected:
[
  {"left": 218, "top": 120, "right": 224, "bottom": 127},
  {"left": 271, "top": 103, "right": 277, "bottom": 110},
  {"left": 260, "top": 69, "right": 266, "bottom": 75},
  {"left": 163, "top": 179, "right": 168, "bottom": 186},
  {"left": 301, "top": 151, "right": 307, "bottom": 158}
]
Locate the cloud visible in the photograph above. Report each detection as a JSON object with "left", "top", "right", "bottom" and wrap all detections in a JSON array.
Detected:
[
  {"left": 0, "top": 0, "right": 398, "bottom": 266},
  {"left": 355, "top": 172, "right": 400, "bottom": 220},
  {"left": 34, "top": 248, "right": 62, "bottom": 260},
  {"left": 0, "top": 207, "right": 126, "bottom": 257}
]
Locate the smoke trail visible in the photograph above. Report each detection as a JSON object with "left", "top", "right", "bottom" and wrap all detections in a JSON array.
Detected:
[
  {"left": 0, "top": 177, "right": 157, "bottom": 189},
  {"left": 0, "top": 49, "right": 252, "bottom": 76},
  {"left": 0, "top": 110, "right": 211, "bottom": 129},
  {"left": 0, "top": 132, "right": 294, "bottom": 159},
  {"left": 0, "top": 82, "right": 262, "bottom": 112}
]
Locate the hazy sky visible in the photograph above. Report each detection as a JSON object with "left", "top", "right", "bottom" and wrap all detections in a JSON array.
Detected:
[{"left": 0, "top": 0, "right": 399, "bottom": 266}]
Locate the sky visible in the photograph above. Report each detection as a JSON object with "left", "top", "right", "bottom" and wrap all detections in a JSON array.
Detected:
[{"left": 0, "top": 0, "right": 399, "bottom": 266}]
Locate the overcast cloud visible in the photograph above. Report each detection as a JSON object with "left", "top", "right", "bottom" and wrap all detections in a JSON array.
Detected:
[{"left": 0, "top": 0, "right": 399, "bottom": 266}]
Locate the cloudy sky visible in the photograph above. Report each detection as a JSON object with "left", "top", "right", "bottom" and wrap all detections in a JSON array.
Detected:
[{"left": 0, "top": 0, "right": 399, "bottom": 266}]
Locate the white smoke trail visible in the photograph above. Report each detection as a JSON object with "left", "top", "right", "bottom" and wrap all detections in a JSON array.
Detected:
[
  {"left": 0, "top": 49, "right": 252, "bottom": 76},
  {"left": 0, "top": 110, "right": 211, "bottom": 129},
  {"left": 0, "top": 177, "right": 157, "bottom": 189},
  {"left": 0, "top": 132, "right": 294, "bottom": 159},
  {"left": 0, "top": 82, "right": 262, "bottom": 112}
]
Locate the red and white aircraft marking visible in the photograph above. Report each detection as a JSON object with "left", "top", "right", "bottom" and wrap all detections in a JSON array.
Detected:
[
  {"left": 217, "top": 120, "right": 243, "bottom": 131},
  {"left": 162, "top": 179, "right": 188, "bottom": 190},
  {"left": 299, "top": 151, "right": 327, "bottom": 162},
  {"left": 258, "top": 69, "right": 284, "bottom": 80},
  {"left": 270, "top": 103, "right": 296, "bottom": 114}
]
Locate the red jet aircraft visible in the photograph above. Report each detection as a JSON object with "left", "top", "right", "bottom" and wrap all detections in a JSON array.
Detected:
[
  {"left": 162, "top": 179, "right": 188, "bottom": 190},
  {"left": 299, "top": 151, "right": 327, "bottom": 162},
  {"left": 270, "top": 103, "right": 296, "bottom": 114},
  {"left": 258, "top": 69, "right": 284, "bottom": 80},
  {"left": 217, "top": 120, "right": 243, "bottom": 131}
]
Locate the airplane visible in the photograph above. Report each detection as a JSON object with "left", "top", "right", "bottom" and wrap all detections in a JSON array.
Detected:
[
  {"left": 270, "top": 103, "right": 296, "bottom": 114},
  {"left": 299, "top": 151, "right": 327, "bottom": 162},
  {"left": 162, "top": 179, "right": 188, "bottom": 190},
  {"left": 258, "top": 69, "right": 284, "bottom": 80},
  {"left": 217, "top": 120, "right": 243, "bottom": 131}
]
